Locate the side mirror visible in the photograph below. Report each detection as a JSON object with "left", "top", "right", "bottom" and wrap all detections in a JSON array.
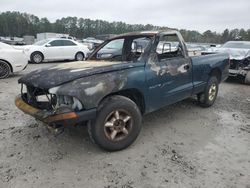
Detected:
[
  {"left": 162, "top": 42, "right": 171, "bottom": 54},
  {"left": 45, "top": 44, "right": 51, "bottom": 47},
  {"left": 132, "top": 41, "right": 137, "bottom": 52},
  {"left": 132, "top": 42, "right": 143, "bottom": 53}
]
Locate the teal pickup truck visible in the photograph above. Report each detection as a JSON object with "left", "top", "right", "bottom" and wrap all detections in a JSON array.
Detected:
[{"left": 16, "top": 30, "right": 229, "bottom": 151}]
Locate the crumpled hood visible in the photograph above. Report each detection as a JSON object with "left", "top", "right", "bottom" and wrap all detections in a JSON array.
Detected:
[
  {"left": 18, "top": 60, "right": 140, "bottom": 89},
  {"left": 215, "top": 47, "right": 250, "bottom": 60}
]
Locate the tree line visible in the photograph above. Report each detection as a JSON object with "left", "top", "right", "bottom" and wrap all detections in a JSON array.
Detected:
[{"left": 0, "top": 11, "right": 250, "bottom": 43}]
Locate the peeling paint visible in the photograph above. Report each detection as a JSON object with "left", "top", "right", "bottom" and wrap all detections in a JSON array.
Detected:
[
  {"left": 177, "top": 64, "right": 187, "bottom": 73},
  {"left": 49, "top": 60, "right": 121, "bottom": 71},
  {"left": 84, "top": 83, "right": 105, "bottom": 96},
  {"left": 148, "top": 52, "right": 188, "bottom": 76},
  {"left": 48, "top": 86, "right": 61, "bottom": 94}
]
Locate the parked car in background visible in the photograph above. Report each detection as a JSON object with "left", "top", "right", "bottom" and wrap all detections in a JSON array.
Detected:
[
  {"left": 0, "top": 42, "right": 28, "bottom": 79},
  {"left": 82, "top": 37, "right": 104, "bottom": 51},
  {"left": 213, "top": 41, "right": 250, "bottom": 84},
  {"left": 21, "top": 38, "right": 89, "bottom": 63}
]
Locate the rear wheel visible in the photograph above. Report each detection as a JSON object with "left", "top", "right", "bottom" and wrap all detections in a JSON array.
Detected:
[
  {"left": 31, "top": 52, "right": 43, "bottom": 64},
  {"left": 0, "top": 60, "right": 11, "bottom": 79},
  {"left": 75, "top": 52, "right": 85, "bottom": 61},
  {"left": 88, "top": 95, "right": 142, "bottom": 151},
  {"left": 197, "top": 76, "right": 219, "bottom": 107}
]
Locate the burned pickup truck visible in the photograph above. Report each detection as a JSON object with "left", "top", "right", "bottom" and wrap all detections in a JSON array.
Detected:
[
  {"left": 15, "top": 30, "right": 229, "bottom": 151},
  {"left": 213, "top": 41, "right": 250, "bottom": 84}
]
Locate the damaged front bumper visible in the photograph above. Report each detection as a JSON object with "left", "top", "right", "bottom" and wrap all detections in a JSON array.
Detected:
[
  {"left": 15, "top": 95, "right": 96, "bottom": 126},
  {"left": 229, "top": 68, "right": 249, "bottom": 77},
  {"left": 229, "top": 59, "right": 250, "bottom": 77}
]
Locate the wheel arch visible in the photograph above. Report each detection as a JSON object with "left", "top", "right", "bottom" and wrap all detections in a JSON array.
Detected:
[
  {"left": 30, "top": 51, "right": 44, "bottom": 60},
  {"left": 98, "top": 88, "right": 146, "bottom": 114},
  {"left": 75, "top": 51, "right": 85, "bottom": 58},
  {"left": 209, "top": 68, "right": 222, "bottom": 83}
]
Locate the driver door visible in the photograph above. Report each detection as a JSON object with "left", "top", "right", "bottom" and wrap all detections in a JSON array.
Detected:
[{"left": 145, "top": 34, "right": 193, "bottom": 111}]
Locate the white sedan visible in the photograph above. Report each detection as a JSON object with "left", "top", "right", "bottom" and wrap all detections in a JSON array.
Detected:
[
  {"left": 0, "top": 42, "right": 28, "bottom": 79},
  {"left": 23, "top": 38, "right": 90, "bottom": 64}
]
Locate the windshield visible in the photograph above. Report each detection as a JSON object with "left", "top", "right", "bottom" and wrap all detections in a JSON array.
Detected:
[
  {"left": 222, "top": 42, "right": 250, "bottom": 49},
  {"left": 90, "top": 36, "right": 151, "bottom": 62},
  {"left": 34, "top": 39, "right": 51, "bottom": 46},
  {"left": 103, "top": 39, "right": 124, "bottom": 49}
]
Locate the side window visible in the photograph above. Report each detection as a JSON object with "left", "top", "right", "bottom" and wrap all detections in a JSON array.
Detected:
[
  {"left": 63, "top": 40, "right": 77, "bottom": 46},
  {"left": 94, "top": 39, "right": 124, "bottom": 61},
  {"left": 127, "top": 37, "right": 151, "bottom": 62},
  {"left": 102, "top": 39, "right": 124, "bottom": 50},
  {"left": 49, "top": 40, "right": 64, "bottom": 47},
  {"left": 156, "top": 34, "right": 183, "bottom": 60}
]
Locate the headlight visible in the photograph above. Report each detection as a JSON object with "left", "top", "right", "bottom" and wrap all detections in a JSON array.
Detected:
[
  {"left": 49, "top": 87, "right": 83, "bottom": 111},
  {"left": 57, "top": 95, "right": 83, "bottom": 111}
]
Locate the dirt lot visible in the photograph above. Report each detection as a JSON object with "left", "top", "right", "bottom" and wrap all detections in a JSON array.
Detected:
[{"left": 0, "top": 63, "right": 249, "bottom": 188}]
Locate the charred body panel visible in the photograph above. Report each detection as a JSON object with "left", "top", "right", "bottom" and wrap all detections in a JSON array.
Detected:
[
  {"left": 18, "top": 61, "right": 140, "bottom": 89},
  {"left": 48, "top": 64, "right": 146, "bottom": 110}
]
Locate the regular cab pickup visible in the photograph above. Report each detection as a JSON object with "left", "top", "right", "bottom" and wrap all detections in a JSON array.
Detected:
[{"left": 15, "top": 30, "right": 229, "bottom": 151}]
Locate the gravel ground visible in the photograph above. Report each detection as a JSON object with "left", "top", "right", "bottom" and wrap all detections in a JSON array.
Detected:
[{"left": 0, "top": 63, "right": 249, "bottom": 188}]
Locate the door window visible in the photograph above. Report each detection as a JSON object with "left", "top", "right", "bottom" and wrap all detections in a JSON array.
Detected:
[
  {"left": 95, "top": 39, "right": 125, "bottom": 61},
  {"left": 49, "top": 40, "right": 64, "bottom": 47},
  {"left": 156, "top": 34, "right": 184, "bottom": 61},
  {"left": 63, "top": 40, "right": 77, "bottom": 46},
  {"left": 127, "top": 37, "right": 151, "bottom": 62}
]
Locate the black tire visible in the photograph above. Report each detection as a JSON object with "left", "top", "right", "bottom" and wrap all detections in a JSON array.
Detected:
[
  {"left": 88, "top": 95, "right": 142, "bottom": 151},
  {"left": 0, "top": 60, "right": 11, "bottom": 79},
  {"left": 75, "top": 52, "right": 85, "bottom": 61},
  {"left": 244, "top": 71, "right": 250, "bottom": 85},
  {"left": 197, "top": 76, "right": 219, "bottom": 107},
  {"left": 31, "top": 52, "right": 43, "bottom": 64}
]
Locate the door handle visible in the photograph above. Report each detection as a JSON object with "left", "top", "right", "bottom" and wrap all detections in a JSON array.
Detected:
[{"left": 184, "top": 64, "right": 190, "bottom": 70}]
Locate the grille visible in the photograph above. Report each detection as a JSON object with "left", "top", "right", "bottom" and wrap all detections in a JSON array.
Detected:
[
  {"left": 21, "top": 84, "right": 56, "bottom": 110},
  {"left": 230, "top": 59, "right": 250, "bottom": 70}
]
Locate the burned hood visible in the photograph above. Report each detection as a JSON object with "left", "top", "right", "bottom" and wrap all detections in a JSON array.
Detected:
[
  {"left": 215, "top": 48, "right": 250, "bottom": 60},
  {"left": 18, "top": 60, "right": 141, "bottom": 89}
]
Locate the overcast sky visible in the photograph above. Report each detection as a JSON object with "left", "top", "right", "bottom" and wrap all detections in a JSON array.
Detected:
[{"left": 1, "top": 0, "right": 250, "bottom": 33}]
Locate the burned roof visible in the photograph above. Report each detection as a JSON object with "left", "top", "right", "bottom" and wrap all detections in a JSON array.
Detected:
[{"left": 110, "top": 30, "right": 178, "bottom": 40}]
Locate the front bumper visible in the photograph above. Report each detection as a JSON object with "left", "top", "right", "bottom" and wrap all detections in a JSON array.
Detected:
[{"left": 15, "top": 95, "right": 96, "bottom": 126}]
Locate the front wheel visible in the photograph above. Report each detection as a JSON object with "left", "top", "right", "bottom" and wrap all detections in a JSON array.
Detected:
[
  {"left": 31, "top": 52, "right": 43, "bottom": 64},
  {"left": 0, "top": 60, "right": 11, "bottom": 79},
  {"left": 75, "top": 52, "right": 85, "bottom": 61},
  {"left": 197, "top": 76, "right": 219, "bottom": 107},
  {"left": 88, "top": 95, "right": 142, "bottom": 151}
]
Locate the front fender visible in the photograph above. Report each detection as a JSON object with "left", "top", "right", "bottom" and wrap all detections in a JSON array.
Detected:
[{"left": 50, "top": 68, "right": 146, "bottom": 109}]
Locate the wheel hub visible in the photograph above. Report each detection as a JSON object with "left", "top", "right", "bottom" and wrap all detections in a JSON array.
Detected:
[
  {"left": 104, "top": 110, "right": 132, "bottom": 141},
  {"left": 208, "top": 83, "right": 217, "bottom": 101},
  {"left": 114, "top": 119, "right": 125, "bottom": 127}
]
